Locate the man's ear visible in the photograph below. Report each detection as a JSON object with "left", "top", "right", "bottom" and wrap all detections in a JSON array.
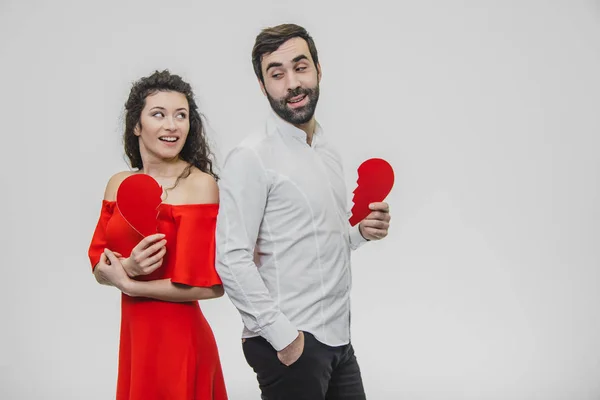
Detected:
[
  {"left": 317, "top": 62, "right": 322, "bottom": 83},
  {"left": 259, "top": 78, "right": 267, "bottom": 97}
]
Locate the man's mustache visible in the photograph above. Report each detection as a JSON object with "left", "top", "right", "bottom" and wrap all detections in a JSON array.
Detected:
[{"left": 284, "top": 87, "right": 312, "bottom": 102}]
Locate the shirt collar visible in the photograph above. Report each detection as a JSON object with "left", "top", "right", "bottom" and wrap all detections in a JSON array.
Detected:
[{"left": 269, "top": 109, "right": 324, "bottom": 147}]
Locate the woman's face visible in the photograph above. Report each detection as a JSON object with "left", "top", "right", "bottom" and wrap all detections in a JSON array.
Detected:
[{"left": 135, "top": 90, "right": 190, "bottom": 162}]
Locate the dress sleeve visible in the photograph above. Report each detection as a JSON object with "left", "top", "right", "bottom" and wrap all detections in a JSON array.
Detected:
[
  {"left": 88, "top": 200, "right": 115, "bottom": 271},
  {"left": 170, "top": 204, "right": 223, "bottom": 287}
]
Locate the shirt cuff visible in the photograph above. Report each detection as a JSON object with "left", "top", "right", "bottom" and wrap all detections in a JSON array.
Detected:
[
  {"left": 261, "top": 313, "right": 299, "bottom": 351},
  {"left": 349, "top": 224, "right": 369, "bottom": 250}
]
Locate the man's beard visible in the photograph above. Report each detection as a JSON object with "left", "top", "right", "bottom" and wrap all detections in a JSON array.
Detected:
[{"left": 266, "top": 85, "right": 320, "bottom": 125}]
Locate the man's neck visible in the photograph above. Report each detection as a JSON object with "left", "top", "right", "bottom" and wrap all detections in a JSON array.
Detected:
[{"left": 293, "top": 118, "right": 316, "bottom": 146}]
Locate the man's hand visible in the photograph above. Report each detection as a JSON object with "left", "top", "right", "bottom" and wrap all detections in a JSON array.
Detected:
[
  {"left": 359, "top": 202, "right": 391, "bottom": 241},
  {"left": 277, "top": 331, "right": 304, "bottom": 366}
]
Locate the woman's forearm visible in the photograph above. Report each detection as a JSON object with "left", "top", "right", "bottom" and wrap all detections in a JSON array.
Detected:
[{"left": 122, "top": 279, "right": 224, "bottom": 302}]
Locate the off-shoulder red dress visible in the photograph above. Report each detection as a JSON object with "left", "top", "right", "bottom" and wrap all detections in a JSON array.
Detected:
[{"left": 88, "top": 200, "right": 228, "bottom": 400}]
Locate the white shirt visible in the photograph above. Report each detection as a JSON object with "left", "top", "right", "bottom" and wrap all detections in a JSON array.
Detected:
[{"left": 215, "top": 111, "right": 367, "bottom": 351}]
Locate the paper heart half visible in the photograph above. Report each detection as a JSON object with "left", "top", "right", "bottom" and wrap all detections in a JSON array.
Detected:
[
  {"left": 116, "top": 174, "right": 163, "bottom": 237},
  {"left": 349, "top": 158, "right": 394, "bottom": 227}
]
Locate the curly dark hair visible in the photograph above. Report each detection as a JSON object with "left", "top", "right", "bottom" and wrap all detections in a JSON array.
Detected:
[{"left": 123, "top": 70, "right": 218, "bottom": 180}]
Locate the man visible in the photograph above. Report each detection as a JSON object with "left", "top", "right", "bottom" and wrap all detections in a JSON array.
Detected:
[{"left": 215, "top": 24, "right": 391, "bottom": 400}]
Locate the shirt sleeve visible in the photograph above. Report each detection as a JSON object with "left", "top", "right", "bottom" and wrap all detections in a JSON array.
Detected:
[
  {"left": 88, "top": 200, "right": 115, "bottom": 271},
  {"left": 170, "top": 204, "right": 223, "bottom": 287},
  {"left": 348, "top": 222, "right": 368, "bottom": 250},
  {"left": 215, "top": 146, "right": 298, "bottom": 351}
]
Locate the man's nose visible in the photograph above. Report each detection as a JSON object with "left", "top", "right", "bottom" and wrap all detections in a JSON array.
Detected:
[{"left": 285, "top": 72, "right": 301, "bottom": 92}]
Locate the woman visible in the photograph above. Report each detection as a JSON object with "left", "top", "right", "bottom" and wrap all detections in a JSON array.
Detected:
[{"left": 88, "top": 70, "right": 228, "bottom": 399}]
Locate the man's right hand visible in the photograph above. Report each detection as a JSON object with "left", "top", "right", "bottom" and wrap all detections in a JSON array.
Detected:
[
  {"left": 122, "top": 233, "right": 167, "bottom": 277},
  {"left": 277, "top": 331, "right": 304, "bottom": 366}
]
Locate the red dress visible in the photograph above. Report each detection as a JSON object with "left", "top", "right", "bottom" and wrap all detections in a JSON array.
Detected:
[{"left": 88, "top": 200, "right": 228, "bottom": 400}]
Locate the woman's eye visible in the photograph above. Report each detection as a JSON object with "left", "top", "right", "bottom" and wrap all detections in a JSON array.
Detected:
[
  {"left": 152, "top": 112, "right": 164, "bottom": 117},
  {"left": 177, "top": 113, "right": 187, "bottom": 119}
]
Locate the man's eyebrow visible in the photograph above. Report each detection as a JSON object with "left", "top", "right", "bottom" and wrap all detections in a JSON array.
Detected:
[
  {"left": 265, "top": 55, "right": 310, "bottom": 73},
  {"left": 265, "top": 62, "right": 283, "bottom": 73},
  {"left": 292, "top": 55, "right": 309, "bottom": 63}
]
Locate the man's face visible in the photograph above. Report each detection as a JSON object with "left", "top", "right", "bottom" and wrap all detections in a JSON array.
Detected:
[{"left": 259, "top": 37, "right": 321, "bottom": 125}]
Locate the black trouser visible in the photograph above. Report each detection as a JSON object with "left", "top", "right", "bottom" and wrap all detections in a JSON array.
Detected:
[{"left": 242, "top": 331, "right": 366, "bottom": 400}]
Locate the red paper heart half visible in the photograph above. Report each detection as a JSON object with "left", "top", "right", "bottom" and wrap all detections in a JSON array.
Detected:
[
  {"left": 349, "top": 158, "right": 395, "bottom": 227},
  {"left": 116, "top": 174, "right": 163, "bottom": 237}
]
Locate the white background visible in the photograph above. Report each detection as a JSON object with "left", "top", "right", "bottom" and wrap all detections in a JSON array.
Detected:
[{"left": 1, "top": 1, "right": 599, "bottom": 399}]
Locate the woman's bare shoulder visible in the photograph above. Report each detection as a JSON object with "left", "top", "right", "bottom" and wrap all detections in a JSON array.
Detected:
[
  {"left": 103, "top": 171, "right": 136, "bottom": 201},
  {"left": 183, "top": 168, "right": 218, "bottom": 204}
]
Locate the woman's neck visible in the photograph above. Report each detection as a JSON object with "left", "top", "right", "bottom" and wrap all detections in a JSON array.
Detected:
[{"left": 141, "top": 156, "right": 188, "bottom": 178}]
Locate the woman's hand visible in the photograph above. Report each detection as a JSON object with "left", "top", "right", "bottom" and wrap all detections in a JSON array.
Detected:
[
  {"left": 94, "top": 249, "right": 131, "bottom": 292},
  {"left": 122, "top": 233, "right": 167, "bottom": 277}
]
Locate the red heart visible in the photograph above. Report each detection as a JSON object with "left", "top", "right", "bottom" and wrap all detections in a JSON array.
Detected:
[
  {"left": 116, "top": 174, "right": 163, "bottom": 237},
  {"left": 349, "top": 158, "right": 394, "bottom": 226}
]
